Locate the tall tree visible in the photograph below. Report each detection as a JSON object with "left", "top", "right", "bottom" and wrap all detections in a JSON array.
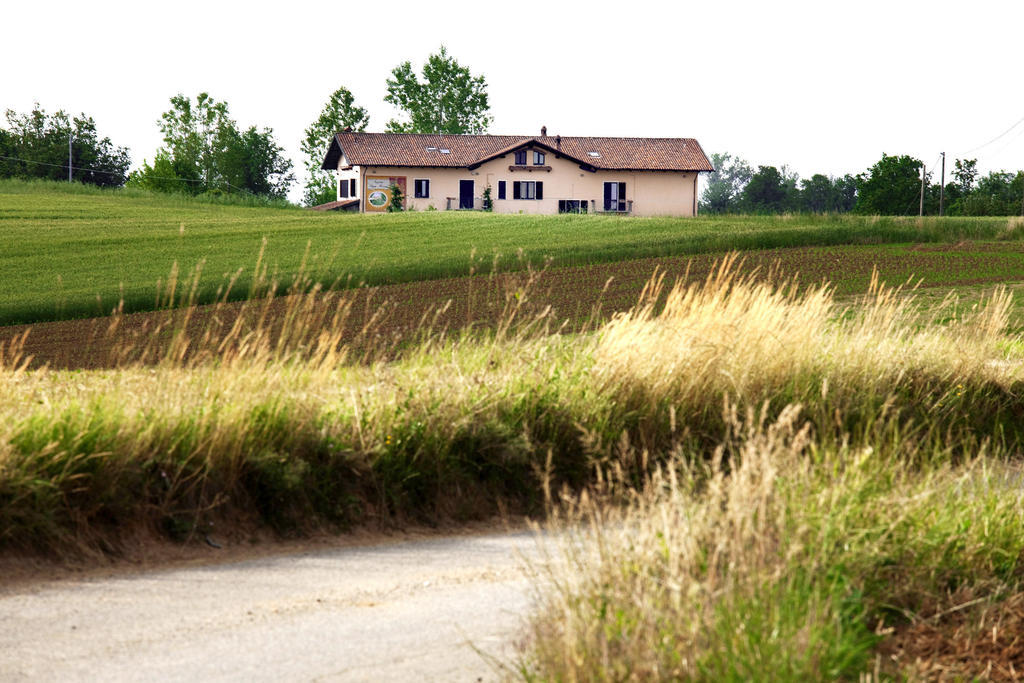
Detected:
[
  {"left": 742, "top": 165, "right": 788, "bottom": 213},
  {"left": 952, "top": 158, "right": 978, "bottom": 196},
  {"left": 384, "top": 45, "right": 492, "bottom": 134},
  {"left": 157, "top": 92, "right": 234, "bottom": 191},
  {"left": 218, "top": 125, "right": 295, "bottom": 199},
  {"left": 301, "top": 86, "right": 369, "bottom": 206},
  {"left": 832, "top": 174, "right": 859, "bottom": 212},
  {"left": 800, "top": 174, "right": 834, "bottom": 213},
  {"left": 855, "top": 153, "right": 923, "bottom": 215},
  {"left": 699, "top": 152, "right": 752, "bottom": 213},
  {"left": 132, "top": 93, "right": 293, "bottom": 198},
  {"left": 1, "top": 104, "right": 130, "bottom": 186}
]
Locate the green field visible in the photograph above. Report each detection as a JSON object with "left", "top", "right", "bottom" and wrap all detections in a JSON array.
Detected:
[
  {"left": 3, "top": 178, "right": 1023, "bottom": 326},
  {"left": 6, "top": 180, "right": 1024, "bottom": 677}
]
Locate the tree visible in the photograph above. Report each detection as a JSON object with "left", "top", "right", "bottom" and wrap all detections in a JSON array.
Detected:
[
  {"left": 952, "top": 158, "right": 978, "bottom": 196},
  {"left": 157, "top": 93, "right": 234, "bottom": 192},
  {"left": 741, "top": 165, "right": 789, "bottom": 213},
  {"left": 798, "top": 174, "right": 858, "bottom": 213},
  {"left": 800, "top": 174, "right": 834, "bottom": 213},
  {"left": 855, "top": 153, "right": 923, "bottom": 215},
  {"left": 951, "top": 170, "right": 1021, "bottom": 216},
  {"left": 0, "top": 127, "right": 19, "bottom": 178},
  {"left": 832, "top": 174, "right": 858, "bottom": 212},
  {"left": 1, "top": 104, "right": 130, "bottom": 186},
  {"left": 699, "top": 152, "right": 752, "bottom": 213},
  {"left": 301, "top": 87, "right": 369, "bottom": 206},
  {"left": 136, "top": 93, "right": 293, "bottom": 198},
  {"left": 384, "top": 45, "right": 492, "bottom": 134},
  {"left": 218, "top": 125, "right": 295, "bottom": 199},
  {"left": 127, "top": 150, "right": 198, "bottom": 194}
]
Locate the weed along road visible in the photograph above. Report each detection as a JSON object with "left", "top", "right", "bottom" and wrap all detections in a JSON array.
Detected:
[{"left": 0, "top": 529, "right": 542, "bottom": 681}]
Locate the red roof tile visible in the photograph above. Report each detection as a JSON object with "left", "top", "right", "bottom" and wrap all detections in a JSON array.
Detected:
[{"left": 323, "top": 133, "right": 713, "bottom": 172}]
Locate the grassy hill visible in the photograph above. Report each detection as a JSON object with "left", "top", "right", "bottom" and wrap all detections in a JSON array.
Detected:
[{"left": 1, "top": 178, "right": 1021, "bottom": 326}]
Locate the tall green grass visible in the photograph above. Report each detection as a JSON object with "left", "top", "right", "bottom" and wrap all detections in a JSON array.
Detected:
[
  {"left": 3, "top": 177, "right": 1023, "bottom": 325},
  {"left": 1, "top": 260, "right": 1022, "bottom": 551},
  {"left": 3, "top": 257, "right": 1024, "bottom": 675},
  {"left": 519, "top": 408, "right": 1024, "bottom": 680}
]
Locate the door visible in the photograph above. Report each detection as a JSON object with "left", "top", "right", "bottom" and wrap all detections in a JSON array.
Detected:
[
  {"left": 603, "top": 182, "right": 626, "bottom": 211},
  {"left": 459, "top": 180, "right": 474, "bottom": 209}
]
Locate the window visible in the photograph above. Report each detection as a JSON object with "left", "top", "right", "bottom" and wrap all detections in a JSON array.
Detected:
[
  {"left": 514, "top": 150, "right": 527, "bottom": 165},
  {"left": 558, "top": 200, "right": 588, "bottom": 214},
  {"left": 497, "top": 180, "right": 506, "bottom": 200},
  {"left": 603, "top": 182, "right": 627, "bottom": 211},
  {"left": 350, "top": 179, "right": 357, "bottom": 197},
  {"left": 512, "top": 181, "right": 543, "bottom": 200},
  {"left": 414, "top": 179, "right": 430, "bottom": 198},
  {"left": 339, "top": 179, "right": 349, "bottom": 198},
  {"left": 533, "top": 151, "right": 545, "bottom": 165}
]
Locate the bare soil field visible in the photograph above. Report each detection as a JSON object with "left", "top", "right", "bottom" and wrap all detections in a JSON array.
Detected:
[{"left": 4, "top": 242, "right": 1024, "bottom": 369}]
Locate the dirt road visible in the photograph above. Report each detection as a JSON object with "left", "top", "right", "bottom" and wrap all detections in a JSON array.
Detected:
[{"left": 0, "top": 530, "right": 545, "bottom": 681}]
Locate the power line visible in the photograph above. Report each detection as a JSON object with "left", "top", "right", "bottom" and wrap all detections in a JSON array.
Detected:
[
  {"left": 0, "top": 153, "right": 260, "bottom": 196},
  {"left": 0, "top": 153, "right": 127, "bottom": 178},
  {"left": 961, "top": 114, "right": 1024, "bottom": 155}
]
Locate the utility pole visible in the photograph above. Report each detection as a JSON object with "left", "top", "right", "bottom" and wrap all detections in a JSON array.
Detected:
[
  {"left": 939, "top": 152, "right": 945, "bottom": 216},
  {"left": 68, "top": 135, "right": 73, "bottom": 183},
  {"left": 919, "top": 163, "right": 926, "bottom": 216}
]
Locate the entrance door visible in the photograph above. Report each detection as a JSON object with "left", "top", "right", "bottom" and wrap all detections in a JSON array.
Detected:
[{"left": 459, "top": 180, "right": 474, "bottom": 209}]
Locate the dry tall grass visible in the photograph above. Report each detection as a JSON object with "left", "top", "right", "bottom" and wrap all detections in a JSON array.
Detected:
[
  {"left": 1, "top": 256, "right": 1022, "bottom": 574},
  {"left": 520, "top": 406, "right": 1024, "bottom": 680}
]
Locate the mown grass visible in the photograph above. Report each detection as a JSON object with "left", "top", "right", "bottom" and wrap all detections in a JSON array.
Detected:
[{"left": 3, "top": 177, "right": 1024, "bottom": 326}]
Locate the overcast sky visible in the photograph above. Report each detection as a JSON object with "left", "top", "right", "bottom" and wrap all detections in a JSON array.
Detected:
[{"left": 3, "top": 0, "right": 1022, "bottom": 201}]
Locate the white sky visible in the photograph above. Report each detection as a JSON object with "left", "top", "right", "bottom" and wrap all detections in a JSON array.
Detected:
[{"left": 3, "top": 0, "right": 1023, "bottom": 202}]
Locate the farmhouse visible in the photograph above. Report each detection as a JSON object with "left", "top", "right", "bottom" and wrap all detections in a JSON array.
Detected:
[{"left": 321, "top": 128, "right": 713, "bottom": 216}]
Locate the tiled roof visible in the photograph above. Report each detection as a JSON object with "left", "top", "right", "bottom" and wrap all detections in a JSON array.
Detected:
[
  {"left": 308, "top": 199, "right": 359, "bottom": 211},
  {"left": 323, "top": 132, "right": 713, "bottom": 172}
]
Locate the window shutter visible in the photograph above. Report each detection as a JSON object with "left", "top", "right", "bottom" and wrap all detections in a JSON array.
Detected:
[
  {"left": 351, "top": 179, "right": 357, "bottom": 196},
  {"left": 603, "top": 182, "right": 612, "bottom": 210},
  {"left": 513, "top": 181, "right": 521, "bottom": 200},
  {"left": 498, "top": 180, "right": 506, "bottom": 200},
  {"left": 536, "top": 181, "right": 543, "bottom": 200}
]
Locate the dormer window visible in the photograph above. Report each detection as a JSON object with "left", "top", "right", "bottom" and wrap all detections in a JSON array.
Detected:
[
  {"left": 514, "top": 150, "right": 527, "bottom": 165},
  {"left": 533, "top": 151, "right": 545, "bottom": 165}
]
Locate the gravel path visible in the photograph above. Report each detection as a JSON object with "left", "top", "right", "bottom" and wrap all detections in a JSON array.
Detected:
[{"left": 0, "top": 530, "right": 545, "bottom": 681}]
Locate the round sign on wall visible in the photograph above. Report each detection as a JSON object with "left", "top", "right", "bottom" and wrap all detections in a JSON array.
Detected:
[{"left": 368, "top": 190, "right": 388, "bottom": 207}]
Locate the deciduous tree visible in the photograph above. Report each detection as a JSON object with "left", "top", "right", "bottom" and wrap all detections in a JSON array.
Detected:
[
  {"left": 855, "top": 154, "right": 923, "bottom": 215},
  {"left": 132, "top": 93, "right": 293, "bottom": 199},
  {"left": 1, "top": 104, "right": 129, "bottom": 186},
  {"left": 742, "top": 165, "right": 789, "bottom": 213},
  {"left": 953, "top": 158, "right": 978, "bottom": 196},
  {"left": 301, "top": 87, "right": 369, "bottom": 206},
  {"left": 218, "top": 125, "right": 295, "bottom": 199},
  {"left": 384, "top": 46, "right": 492, "bottom": 134},
  {"left": 699, "top": 152, "right": 752, "bottom": 213}
]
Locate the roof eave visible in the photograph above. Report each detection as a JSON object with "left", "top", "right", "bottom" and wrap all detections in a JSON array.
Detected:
[{"left": 320, "top": 135, "right": 344, "bottom": 171}]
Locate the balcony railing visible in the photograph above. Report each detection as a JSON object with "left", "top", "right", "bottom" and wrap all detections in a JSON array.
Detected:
[{"left": 446, "top": 196, "right": 491, "bottom": 210}]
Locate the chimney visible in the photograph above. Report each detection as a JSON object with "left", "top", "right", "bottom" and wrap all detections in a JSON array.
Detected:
[
  {"left": 556, "top": 134, "right": 561, "bottom": 151},
  {"left": 540, "top": 125, "right": 547, "bottom": 136},
  {"left": 343, "top": 125, "right": 352, "bottom": 132}
]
